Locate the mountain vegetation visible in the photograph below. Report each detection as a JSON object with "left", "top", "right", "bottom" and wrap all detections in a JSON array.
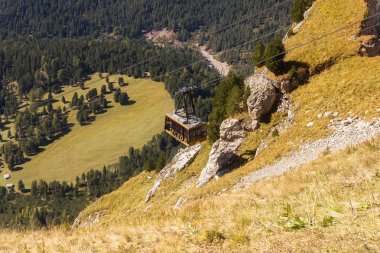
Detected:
[
  {"left": 0, "top": 0, "right": 291, "bottom": 51},
  {"left": 290, "top": 0, "right": 314, "bottom": 22},
  {"left": 208, "top": 72, "right": 244, "bottom": 143},
  {"left": 0, "top": 2, "right": 378, "bottom": 253},
  {"left": 0, "top": 132, "right": 180, "bottom": 229}
]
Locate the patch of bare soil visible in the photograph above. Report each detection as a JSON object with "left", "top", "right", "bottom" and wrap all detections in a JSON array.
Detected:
[{"left": 144, "top": 28, "right": 183, "bottom": 48}]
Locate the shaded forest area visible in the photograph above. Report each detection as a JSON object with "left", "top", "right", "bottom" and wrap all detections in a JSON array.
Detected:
[{"left": 0, "top": 0, "right": 291, "bottom": 54}]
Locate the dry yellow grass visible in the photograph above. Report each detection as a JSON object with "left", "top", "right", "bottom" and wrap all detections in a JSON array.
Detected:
[
  {"left": 0, "top": 137, "right": 378, "bottom": 252},
  {"left": 0, "top": 74, "right": 173, "bottom": 186},
  {"left": 285, "top": 0, "right": 367, "bottom": 68},
  {"left": 0, "top": 0, "right": 379, "bottom": 251}
]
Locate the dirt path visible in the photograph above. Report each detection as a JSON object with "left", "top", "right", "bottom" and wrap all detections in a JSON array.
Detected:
[
  {"left": 198, "top": 46, "right": 231, "bottom": 76},
  {"left": 233, "top": 117, "right": 380, "bottom": 190}
]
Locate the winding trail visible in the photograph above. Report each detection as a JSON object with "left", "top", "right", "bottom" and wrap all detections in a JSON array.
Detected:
[
  {"left": 198, "top": 45, "right": 231, "bottom": 76},
  {"left": 233, "top": 117, "right": 380, "bottom": 190}
]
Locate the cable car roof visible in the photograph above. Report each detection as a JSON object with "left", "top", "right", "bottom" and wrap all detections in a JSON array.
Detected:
[{"left": 166, "top": 109, "right": 205, "bottom": 129}]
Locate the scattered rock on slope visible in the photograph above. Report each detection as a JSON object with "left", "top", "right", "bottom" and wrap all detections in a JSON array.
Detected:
[
  {"left": 234, "top": 117, "right": 380, "bottom": 191},
  {"left": 145, "top": 144, "right": 201, "bottom": 202},
  {"left": 245, "top": 70, "right": 277, "bottom": 120},
  {"left": 196, "top": 119, "right": 245, "bottom": 187}
]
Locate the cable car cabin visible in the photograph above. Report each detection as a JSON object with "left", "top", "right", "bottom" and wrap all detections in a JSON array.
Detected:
[{"left": 165, "top": 109, "right": 207, "bottom": 146}]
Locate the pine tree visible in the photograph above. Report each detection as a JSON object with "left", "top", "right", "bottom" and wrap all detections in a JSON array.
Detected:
[
  {"left": 48, "top": 92, "right": 53, "bottom": 102},
  {"left": 47, "top": 101, "right": 53, "bottom": 113},
  {"left": 225, "top": 85, "right": 242, "bottom": 116},
  {"left": 76, "top": 109, "right": 84, "bottom": 125},
  {"left": 208, "top": 72, "right": 243, "bottom": 143},
  {"left": 118, "top": 77, "right": 124, "bottom": 86},
  {"left": 114, "top": 89, "right": 121, "bottom": 103},
  {"left": 252, "top": 40, "right": 265, "bottom": 67},
  {"left": 71, "top": 92, "right": 78, "bottom": 107},
  {"left": 264, "top": 37, "right": 286, "bottom": 74},
  {"left": 17, "top": 180, "right": 25, "bottom": 192},
  {"left": 290, "top": 0, "right": 314, "bottom": 23},
  {"left": 155, "top": 152, "right": 166, "bottom": 172},
  {"left": 108, "top": 82, "right": 114, "bottom": 91},
  {"left": 101, "top": 84, "right": 107, "bottom": 94},
  {"left": 143, "top": 157, "right": 155, "bottom": 171},
  {"left": 31, "top": 180, "right": 38, "bottom": 196},
  {"left": 119, "top": 92, "right": 129, "bottom": 105}
]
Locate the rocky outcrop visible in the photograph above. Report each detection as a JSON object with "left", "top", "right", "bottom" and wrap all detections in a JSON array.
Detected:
[
  {"left": 73, "top": 212, "right": 106, "bottom": 228},
  {"left": 360, "top": 37, "right": 380, "bottom": 57},
  {"left": 245, "top": 70, "right": 277, "bottom": 120},
  {"left": 145, "top": 144, "right": 201, "bottom": 202},
  {"left": 292, "top": 2, "right": 315, "bottom": 34},
  {"left": 196, "top": 119, "right": 245, "bottom": 187},
  {"left": 283, "top": 2, "right": 315, "bottom": 42}
]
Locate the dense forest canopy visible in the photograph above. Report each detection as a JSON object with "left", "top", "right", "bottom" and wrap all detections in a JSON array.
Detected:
[
  {"left": 0, "top": 0, "right": 291, "bottom": 52},
  {"left": 0, "top": 38, "right": 218, "bottom": 120}
]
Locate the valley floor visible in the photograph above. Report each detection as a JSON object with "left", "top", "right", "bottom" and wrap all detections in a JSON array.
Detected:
[{"left": 0, "top": 74, "right": 173, "bottom": 186}]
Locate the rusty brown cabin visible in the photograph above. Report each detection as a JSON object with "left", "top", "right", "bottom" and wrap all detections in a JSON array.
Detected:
[{"left": 165, "top": 110, "right": 207, "bottom": 146}]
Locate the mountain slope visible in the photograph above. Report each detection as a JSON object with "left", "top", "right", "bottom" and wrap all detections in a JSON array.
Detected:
[{"left": 0, "top": 0, "right": 379, "bottom": 251}]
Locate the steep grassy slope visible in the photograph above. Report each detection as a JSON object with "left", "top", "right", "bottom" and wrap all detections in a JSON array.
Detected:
[
  {"left": 0, "top": 0, "right": 379, "bottom": 251},
  {"left": 0, "top": 137, "right": 379, "bottom": 252},
  {"left": 285, "top": 0, "right": 367, "bottom": 68},
  {"left": 0, "top": 74, "right": 173, "bottom": 186},
  {"left": 76, "top": 55, "right": 380, "bottom": 226}
]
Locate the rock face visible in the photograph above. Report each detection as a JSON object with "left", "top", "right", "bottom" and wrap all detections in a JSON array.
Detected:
[
  {"left": 234, "top": 117, "right": 380, "bottom": 191},
  {"left": 196, "top": 119, "right": 245, "bottom": 187},
  {"left": 292, "top": 2, "right": 315, "bottom": 34},
  {"left": 73, "top": 212, "right": 105, "bottom": 228},
  {"left": 245, "top": 70, "right": 277, "bottom": 120},
  {"left": 145, "top": 144, "right": 201, "bottom": 202}
]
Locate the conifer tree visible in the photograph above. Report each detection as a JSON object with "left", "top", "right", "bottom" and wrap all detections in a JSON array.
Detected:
[
  {"left": 71, "top": 92, "right": 78, "bottom": 107},
  {"left": 108, "top": 82, "right": 114, "bottom": 91},
  {"left": 208, "top": 72, "right": 243, "bottom": 143},
  {"left": 17, "top": 180, "right": 25, "bottom": 192},
  {"left": 118, "top": 77, "right": 124, "bottom": 86},
  {"left": 252, "top": 40, "right": 265, "bottom": 67},
  {"left": 264, "top": 37, "right": 286, "bottom": 74},
  {"left": 143, "top": 158, "right": 155, "bottom": 171},
  {"left": 290, "top": 0, "right": 314, "bottom": 22},
  {"left": 114, "top": 89, "right": 121, "bottom": 103},
  {"left": 155, "top": 152, "right": 166, "bottom": 172},
  {"left": 31, "top": 180, "right": 38, "bottom": 196},
  {"left": 101, "top": 84, "right": 107, "bottom": 94},
  {"left": 119, "top": 92, "right": 129, "bottom": 105}
]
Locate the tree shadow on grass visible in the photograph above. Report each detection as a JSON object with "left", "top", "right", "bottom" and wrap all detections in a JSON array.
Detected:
[
  {"left": 10, "top": 166, "right": 24, "bottom": 172},
  {"left": 241, "top": 149, "right": 257, "bottom": 158},
  {"left": 216, "top": 154, "right": 248, "bottom": 178},
  {"left": 120, "top": 100, "right": 136, "bottom": 106}
]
